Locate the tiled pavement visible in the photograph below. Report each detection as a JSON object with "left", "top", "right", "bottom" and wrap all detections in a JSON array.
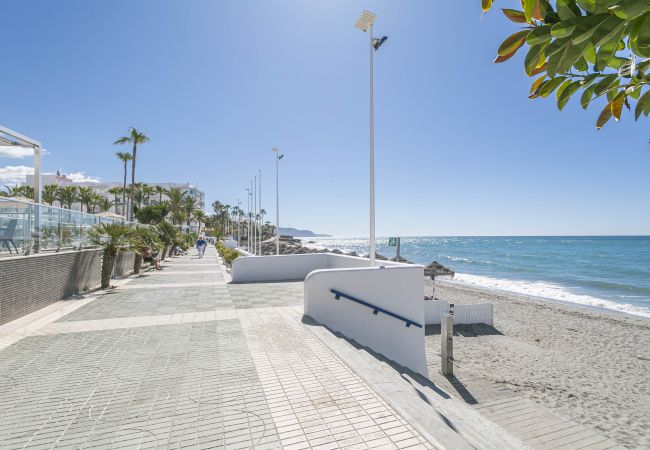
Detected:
[{"left": 0, "top": 248, "right": 432, "bottom": 449}]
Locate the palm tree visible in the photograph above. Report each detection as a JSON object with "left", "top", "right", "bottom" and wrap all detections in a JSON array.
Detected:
[
  {"left": 183, "top": 196, "right": 197, "bottom": 230},
  {"left": 167, "top": 188, "right": 187, "bottom": 225},
  {"left": 108, "top": 187, "right": 122, "bottom": 212},
  {"left": 154, "top": 185, "right": 168, "bottom": 203},
  {"left": 76, "top": 187, "right": 94, "bottom": 213},
  {"left": 193, "top": 209, "right": 207, "bottom": 236},
  {"left": 114, "top": 127, "right": 149, "bottom": 221},
  {"left": 4, "top": 184, "right": 35, "bottom": 199},
  {"left": 142, "top": 184, "right": 155, "bottom": 205},
  {"left": 97, "top": 197, "right": 114, "bottom": 213},
  {"left": 42, "top": 184, "right": 58, "bottom": 206},
  {"left": 115, "top": 151, "right": 133, "bottom": 216},
  {"left": 89, "top": 223, "right": 133, "bottom": 288},
  {"left": 56, "top": 186, "right": 78, "bottom": 209}
]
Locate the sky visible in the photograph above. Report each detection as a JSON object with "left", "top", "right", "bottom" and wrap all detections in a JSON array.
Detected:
[{"left": 1, "top": 0, "right": 649, "bottom": 236}]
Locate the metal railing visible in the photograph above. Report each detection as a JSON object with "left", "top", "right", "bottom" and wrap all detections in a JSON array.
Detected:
[
  {"left": 330, "top": 288, "right": 423, "bottom": 328},
  {"left": 0, "top": 197, "right": 136, "bottom": 257}
]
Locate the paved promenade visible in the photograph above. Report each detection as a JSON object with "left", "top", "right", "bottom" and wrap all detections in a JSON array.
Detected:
[{"left": 0, "top": 248, "right": 432, "bottom": 449}]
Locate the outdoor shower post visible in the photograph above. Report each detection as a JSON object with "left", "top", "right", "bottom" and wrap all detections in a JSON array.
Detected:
[{"left": 441, "top": 312, "right": 454, "bottom": 376}]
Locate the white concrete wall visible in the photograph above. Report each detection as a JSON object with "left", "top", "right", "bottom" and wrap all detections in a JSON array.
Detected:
[
  {"left": 304, "top": 265, "right": 428, "bottom": 376},
  {"left": 231, "top": 252, "right": 406, "bottom": 283},
  {"left": 424, "top": 300, "right": 493, "bottom": 326},
  {"left": 231, "top": 253, "right": 329, "bottom": 283}
]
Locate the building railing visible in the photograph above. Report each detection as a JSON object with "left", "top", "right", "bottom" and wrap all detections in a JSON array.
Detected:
[
  {"left": 330, "top": 288, "right": 423, "bottom": 329},
  {"left": 0, "top": 197, "right": 136, "bottom": 258}
]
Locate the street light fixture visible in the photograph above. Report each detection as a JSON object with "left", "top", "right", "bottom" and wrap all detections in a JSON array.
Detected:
[
  {"left": 272, "top": 147, "right": 284, "bottom": 255},
  {"left": 355, "top": 9, "right": 387, "bottom": 267}
]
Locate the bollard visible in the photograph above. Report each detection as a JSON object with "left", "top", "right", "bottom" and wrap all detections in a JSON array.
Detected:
[{"left": 441, "top": 313, "right": 454, "bottom": 376}]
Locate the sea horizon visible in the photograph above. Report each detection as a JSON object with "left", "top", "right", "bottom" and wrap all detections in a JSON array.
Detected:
[{"left": 300, "top": 235, "right": 650, "bottom": 319}]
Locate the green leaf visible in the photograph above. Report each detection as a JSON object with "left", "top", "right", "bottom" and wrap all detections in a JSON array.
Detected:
[
  {"left": 595, "top": 40, "right": 618, "bottom": 72},
  {"left": 606, "top": 80, "right": 620, "bottom": 101},
  {"left": 593, "top": 74, "right": 618, "bottom": 96},
  {"left": 609, "top": 0, "right": 650, "bottom": 20},
  {"left": 502, "top": 8, "right": 528, "bottom": 23},
  {"left": 545, "top": 37, "right": 571, "bottom": 58},
  {"left": 556, "top": 0, "right": 579, "bottom": 20},
  {"left": 572, "top": 14, "right": 611, "bottom": 45},
  {"left": 583, "top": 42, "right": 597, "bottom": 63},
  {"left": 573, "top": 56, "right": 588, "bottom": 71},
  {"left": 551, "top": 17, "right": 579, "bottom": 38},
  {"left": 557, "top": 80, "right": 582, "bottom": 110},
  {"left": 525, "top": 44, "right": 547, "bottom": 75},
  {"left": 576, "top": 0, "right": 597, "bottom": 14},
  {"left": 592, "top": 18, "right": 625, "bottom": 48},
  {"left": 522, "top": 0, "right": 538, "bottom": 22},
  {"left": 527, "top": 25, "right": 552, "bottom": 45},
  {"left": 498, "top": 30, "right": 531, "bottom": 56},
  {"left": 539, "top": 77, "right": 567, "bottom": 97},
  {"left": 635, "top": 13, "right": 650, "bottom": 58},
  {"left": 635, "top": 90, "right": 650, "bottom": 119},
  {"left": 547, "top": 40, "right": 588, "bottom": 77},
  {"left": 580, "top": 84, "right": 597, "bottom": 109},
  {"left": 596, "top": 102, "right": 613, "bottom": 129}
]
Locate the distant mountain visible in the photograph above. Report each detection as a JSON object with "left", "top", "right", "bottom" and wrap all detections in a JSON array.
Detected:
[{"left": 279, "top": 227, "right": 331, "bottom": 237}]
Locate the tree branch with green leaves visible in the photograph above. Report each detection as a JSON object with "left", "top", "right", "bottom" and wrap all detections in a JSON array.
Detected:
[{"left": 485, "top": 0, "right": 650, "bottom": 129}]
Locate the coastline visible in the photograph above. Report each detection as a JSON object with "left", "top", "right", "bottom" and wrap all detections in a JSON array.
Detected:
[
  {"left": 427, "top": 280, "right": 650, "bottom": 448},
  {"left": 440, "top": 277, "right": 650, "bottom": 321}
]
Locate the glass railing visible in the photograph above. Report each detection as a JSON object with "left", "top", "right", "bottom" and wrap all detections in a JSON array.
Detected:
[{"left": 0, "top": 197, "right": 136, "bottom": 257}]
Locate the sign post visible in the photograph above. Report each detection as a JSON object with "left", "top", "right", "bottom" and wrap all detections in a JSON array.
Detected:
[{"left": 388, "top": 237, "right": 400, "bottom": 262}]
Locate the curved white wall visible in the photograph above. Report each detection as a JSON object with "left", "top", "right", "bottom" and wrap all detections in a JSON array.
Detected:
[
  {"left": 304, "top": 265, "right": 428, "bottom": 376},
  {"left": 231, "top": 254, "right": 329, "bottom": 283}
]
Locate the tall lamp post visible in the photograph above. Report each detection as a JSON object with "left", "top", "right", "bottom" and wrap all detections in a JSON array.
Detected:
[
  {"left": 272, "top": 147, "right": 284, "bottom": 255},
  {"left": 355, "top": 10, "right": 387, "bottom": 267},
  {"left": 245, "top": 187, "right": 251, "bottom": 252},
  {"left": 258, "top": 168, "right": 262, "bottom": 255},
  {"left": 236, "top": 198, "right": 241, "bottom": 247}
]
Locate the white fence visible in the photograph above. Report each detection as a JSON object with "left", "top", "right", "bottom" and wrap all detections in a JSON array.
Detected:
[{"left": 424, "top": 300, "right": 493, "bottom": 326}]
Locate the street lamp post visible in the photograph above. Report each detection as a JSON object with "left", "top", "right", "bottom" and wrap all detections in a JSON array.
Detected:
[
  {"left": 355, "top": 10, "right": 387, "bottom": 267},
  {"left": 257, "top": 169, "right": 264, "bottom": 256},
  {"left": 245, "top": 187, "right": 251, "bottom": 252},
  {"left": 236, "top": 199, "right": 241, "bottom": 247},
  {"left": 272, "top": 147, "right": 284, "bottom": 255}
]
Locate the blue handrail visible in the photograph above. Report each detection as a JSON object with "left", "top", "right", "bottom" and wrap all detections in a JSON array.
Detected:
[{"left": 330, "top": 289, "right": 423, "bottom": 329}]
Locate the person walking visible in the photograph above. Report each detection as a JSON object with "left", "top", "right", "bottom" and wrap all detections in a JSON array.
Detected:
[{"left": 196, "top": 236, "right": 207, "bottom": 258}]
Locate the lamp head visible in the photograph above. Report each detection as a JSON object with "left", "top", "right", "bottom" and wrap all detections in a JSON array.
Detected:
[
  {"left": 279, "top": 154, "right": 284, "bottom": 160},
  {"left": 355, "top": 10, "right": 376, "bottom": 32},
  {"left": 373, "top": 36, "right": 388, "bottom": 50}
]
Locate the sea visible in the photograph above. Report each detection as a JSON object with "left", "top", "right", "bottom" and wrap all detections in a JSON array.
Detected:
[{"left": 301, "top": 236, "right": 650, "bottom": 318}]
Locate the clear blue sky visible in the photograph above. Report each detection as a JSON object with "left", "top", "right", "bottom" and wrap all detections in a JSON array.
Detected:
[{"left": 1, "top": 0, "right": 649, "bottom": 236}]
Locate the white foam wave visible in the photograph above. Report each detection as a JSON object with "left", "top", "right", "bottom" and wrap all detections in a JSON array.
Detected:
[{"left": 449, "top": 273, "right": 650, "bottom": 318}]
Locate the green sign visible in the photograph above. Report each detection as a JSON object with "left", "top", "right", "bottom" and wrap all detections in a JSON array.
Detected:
[{"left": 388, "top": 237, "right": 397, "bottom": 246}]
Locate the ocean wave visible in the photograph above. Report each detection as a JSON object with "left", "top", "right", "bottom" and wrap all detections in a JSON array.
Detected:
[{"left": 449, "top": 273, "right": 650, "bottom": 318}]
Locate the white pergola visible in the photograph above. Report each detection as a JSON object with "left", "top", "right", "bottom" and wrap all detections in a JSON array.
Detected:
[{"left": 0, "top": 125, "right": 43, "bottom": 252}]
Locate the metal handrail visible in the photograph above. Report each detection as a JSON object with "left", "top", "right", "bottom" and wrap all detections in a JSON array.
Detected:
[{"left": 330, "top": 288, "right": 423, "bottom": 328}]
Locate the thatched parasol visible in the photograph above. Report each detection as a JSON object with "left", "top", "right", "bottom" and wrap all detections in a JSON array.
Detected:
[{"left": 424, "top": 261, "right": 455, "bottom": 280}]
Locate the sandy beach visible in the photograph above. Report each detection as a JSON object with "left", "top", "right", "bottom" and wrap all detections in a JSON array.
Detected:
[{"left": 424, "top": 279, "right": 650, "bottom": 448}]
